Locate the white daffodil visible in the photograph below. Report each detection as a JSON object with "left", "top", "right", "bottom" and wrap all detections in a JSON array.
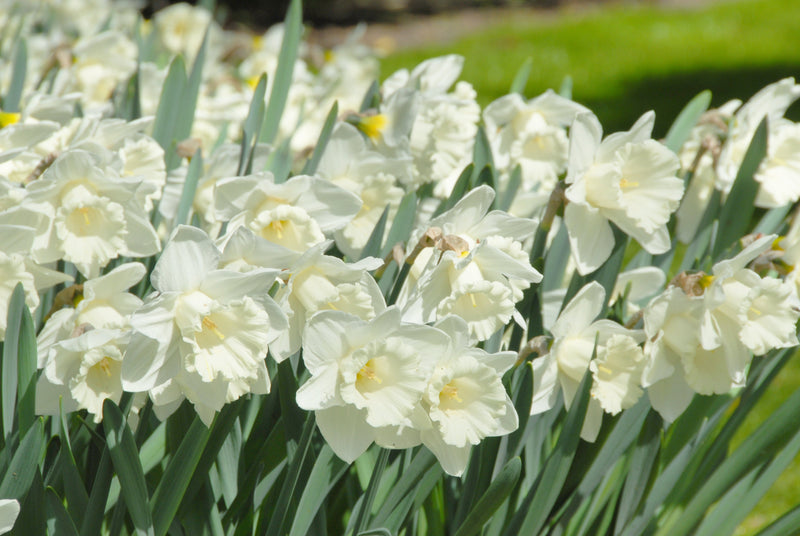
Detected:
[
  {"left": 484, "top": 90, "right": 589, "bottom": 216},
  {"left": 153, "top": 2, "right": 218, "bottom": 62},
  {"left": 215, "top": 172, "right": 361, "bottom": 252},
  {"left": 401, "top": 185, "right": 541, "bottom": 341},
  {"left": 270, "top": 241, "right": 385, "bottom": 361},
  {"left": 296, "top": 308, "right": 447, "bottom": 462},
  {"left": 419, "top": 316, "right": 517, "bottom": 476},
  {"left": 716, "top": 78, "right": 800, "bottom": 195},
  {"left": 316, "top": 122, "right": 407, "bottom": 258},
  {"left": 0, "top": 222, "right": 72, "bottom": 341},
  {"left": 643, "top": 235, "right": 800, "bottom": 422},
  {"left": 36, "top": 328, "right": 128, "bottom": 423},
  {"left": 121, "top": 225, "right": 287, "bottom": 425},
  {"left": 564, "top": 111, "right": 684, "bottom": 275},
  {"left": 37, "top": 262, "right": 146, "bottom": 367},
  {"left": 531, "top": 282, "right": 645, "bottom": 441},
  {"left": 25, "top": 149, "right": 160, "bottom": 278},
  {"left": 382, "top": 55, "right": 480, "bottom": 194}
]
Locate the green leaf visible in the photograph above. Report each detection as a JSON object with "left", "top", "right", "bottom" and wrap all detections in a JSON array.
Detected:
[
  {"left": 151, "top": 56, "right": 187, "bottom": 153},
  {"left": 663, "top": 90, "right": 712, "bottom": 154},
  {"left": 454, "top": 458, "right": 521, "bottom": 536},
  {"left": 509, "top": 57, "right": 533, "bottom": 95},
  {"left": 13, "top": 467, "right": 44, "bottom": 536},
  {"left": 380, "top": 191, "right": 417, "bottom": 258},
  {"left": 358, "top": 530, "right": 392, "bottom": 536},
  {"left": 150, "top": 417, "right": 211, "bottom": 536},
  {"left": 713, "top": 116, "right": 768, "bottom": 259},
  {"left": 496, "top": 164, "right": 521, "bottom": 213},
  {"left": 352, "top": 448, "right": 390, "bottom": 534},
  {"left": 266, "top": 138, "right": 294, "bottom": 183},
  {"left": 655, "top": 383, "right": 800, "bottom": 536},
  {"left": 695, "top": 422, "right": 800, "bottom": 536},
  {"left": 3, "top": 38, "right": 26, "bottom": 113},
  {"left": 46, "top": 488, "right": 79, "bottom": 536},
  {"left": 288, "top": 445, "right": 348, "bottom": 536},
  {"left": 2, "top": 283, "right": 25, "bottom": 441},
  {"left": 216, "top": 419, "right": 241, "bottom": 507},
  {"left": 359, "top": 81, "right": 380, "bottom": 112},
  {"left": 261, "top": 0, "right": 302, "bottom": 145},
  {"left": 559, "top": 75, "right": 573, "bottom": 100},
  {"left": 433, "top": 164, "right": 474, "bottom": 218},
  {"left": 264, "top": 414, "right": 315, "bottom": 536},
  {"left": 614, "top": 410, "right": 661, "bottom": 533},
  {"left": 238, "top": 73, "right": 267, "bottom": 176},
  {"left": 372, "top": 449, "right": 437, "bottom": 526},
  {"left": 301, "top": 101, "right": 338, "bottom": 175},
  {"left": 754, "top": 204, "right": 793, "bottom": 235},
  {"left": 3, "top": 283, "right": 36, "bottom": 439},
  {"left": 102, "top": 400, "right": 153, "bottom": 536},
  {"left": 80, "top": 448, "right": 112, "bottom": 536},
  {"left": 174, "top": 149, "right": 203, "bottom": 227},
  {"left": 472, "top": 127, "right": 495, "bottom": 183},
  {"left": 359, "top": 205, "right": 389, "bottom": 261},
  {"left": 0, "top": 418, "right": 44, "bottom": 500},
  {"left": 59, "top": 408, "right": 88, "bottom": 529},
  {"left": 504, "top": 369, "right": 592, "bottom": 536},
  {"left": 617, "top": 439, "right": 695, "bottom": 536}
]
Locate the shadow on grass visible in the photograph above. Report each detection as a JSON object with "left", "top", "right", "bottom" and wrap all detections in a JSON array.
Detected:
[{"left": 580, "top": 63, "right": 800, "bottom": 137}]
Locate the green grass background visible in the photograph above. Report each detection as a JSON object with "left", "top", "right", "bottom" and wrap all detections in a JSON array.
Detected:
[{"left": 380, "top": 1, "right": 800, "bottom": 533}]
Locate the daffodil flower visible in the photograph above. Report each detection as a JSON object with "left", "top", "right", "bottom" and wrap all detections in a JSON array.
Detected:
[
  {"left": 121, "top": 225, "right": 287, "bottom": 425},
  {"left": 564, "top": 111, "right": 684, "bottom": 275}
]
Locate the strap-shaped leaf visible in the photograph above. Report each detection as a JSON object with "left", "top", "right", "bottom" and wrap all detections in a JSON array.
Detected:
[
  {"left": 509, "top": 57, "right": 533, "bottom": 95},
  {"left": 713, "top": 116, "right": 768, "bottom": 259},
  {"left": 454, "top": 457, "right": 521, "bottom": 536},
  {"left": 359, "top": 205, "right": 389, "bottom": 261},
  {"left": 663, "top": 90, "right": 712, "bottom": 154},
  {"left": 261, "top": 0, "right": 302, "bottom": 145},
  {"left": 380, "top": 191, "right": 416, "bottom": 258},
  {"left": 504, "top": 368, "right": 592, "bottom": 536},
  {"left": 264, "top": 414, "right": 315, "bottom": 536},
  {"left": 496, "top": 164, "right": 521, "bottom": 213},
  {"left": 655, "top": 384, "right": 800, "bottom": 536},
  {"left": 59, "top": 408, "right": 88, "bottom": 529},
  {"left": 301, "top": 101, "right": 338, "bottom": 175},
  {"left": 174, "top": 149, "right": 203, "bottom": 227},
  {"left": 614, "top": 410, "right": 661, "bottom": 534},
  {"left": 46, "top": 487, "right": 79, "bottom": 536},
  {"left": 433, "top": 164, "right": 474, "bottom": 218},
  {"left": 151, "top": 56, "right": 187, "bottom": 153},
  {"left": 372, "top": 449, "right": 437, "bottom": 526},
  {"left": 239, "top": 73, "right": 267, "bottom": 175},
  {"left": 102, "top": 400, "right": 153, "bottom": 536},
  {"left": 150, "top": 417, "right": 211, "bottom": 536},
  {"left": 3, "top": 38, "right": 26, "bottom": 113},
  {"left": 0, "top": 418, "right": 44, "bottom": 499},
  {"left": 288, "top": 444, "right": 348, "bottom": 536},
  {"left": 3, "top": 283, "right": 36, "bottom": 439},
  {"left": 80, "top": 448, "right": 112, "bottom": 536}
]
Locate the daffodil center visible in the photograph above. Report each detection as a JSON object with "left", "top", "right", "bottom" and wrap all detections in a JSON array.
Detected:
[
  {"left": 202, "top": 315, "right": 225, "bottom": 339},
  {"left": 356, "top": 358, "right": 383, "bottom": 391}
]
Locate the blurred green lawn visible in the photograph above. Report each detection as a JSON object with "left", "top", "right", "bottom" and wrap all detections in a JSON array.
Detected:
[
  {"left": 380, "top": 0, "right": 800, "bottom": 534},
  {"left": 380, "top": 0, "right": 800, "bottom": 136}
]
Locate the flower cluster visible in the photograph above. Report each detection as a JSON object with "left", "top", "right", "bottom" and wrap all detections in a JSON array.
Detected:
[{"left": 2, "top": 0, "right": 799, "bottom": 484}]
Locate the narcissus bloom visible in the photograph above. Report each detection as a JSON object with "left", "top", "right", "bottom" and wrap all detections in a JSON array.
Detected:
[
  {"left": 121, "top": 225, "right": 287, "bottom": 425},
  {"left": 296, "top": 308, "right": 447, "bottom": 462},
  {"left": 531, "top": 282, "right": 645, "bottom": 441},
  {"left": 564, "top": 111, "right": 683, "bottom": 275}
]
